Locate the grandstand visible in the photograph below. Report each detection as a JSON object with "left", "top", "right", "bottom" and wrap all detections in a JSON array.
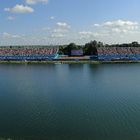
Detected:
[
  {"left": 1, "top": 46, "right": 140, "bottom": 62},
  {"left": 97, "top": 47, "right": 140, "bottom": 61},
  {"left": 0, "top": 46, "right": 59, "bottom": 61}
]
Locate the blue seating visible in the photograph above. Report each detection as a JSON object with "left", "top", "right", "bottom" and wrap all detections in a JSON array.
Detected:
[{"left": 0, "top": 48, "right": 59, "bottom": 61}]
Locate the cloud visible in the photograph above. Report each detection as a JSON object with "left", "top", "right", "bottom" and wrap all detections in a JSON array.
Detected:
[
  {"left": 3, "top": 32, "right": 21, "bottom": 39},
  {"left": 94, "top": 24, "right": 100, "bottom": 27},
  {"left": 50, "top": 29, "right": 67, "bottom": 39},
  {"left": 53, "top": 28, "right": 69, "bottom": 33},
  {"left": 103, "top": 20, "right": 138, "bottom": 28},
  {"left": 4, "top": 4, "right": 34, "bottom": 14},
  {"left": 50, "top": 33, "right": 65, "bottom": 38},
  {"left": 42, "top": 27, "right": 51, "bottom": 31},
  {"left": 50, "top": 16, "right": 55, "bottom": 20},
  {"left": 79, "top": 31, "right": 94, "bottom": 36},
  {"left": 7, "top": 16, "right": 16, "bottom": 20},
  {"left": 94, "top": 20, "right": 139, "bottom": 34},
  {"left": 79, "top": 31, "right": 108, "bottom": 38},
  {"left": 56, "top": 22, "right": 71, "bottom": 29},
  {"left": 48, "top": 22, "right": 71, "bottom": 39},
  {"left": 26, "top": 0, "right": 48, "bottom": 5}
]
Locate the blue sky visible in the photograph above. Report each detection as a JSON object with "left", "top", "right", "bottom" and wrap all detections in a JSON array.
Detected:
[{"left": 1, "top": 0, "right": 140, "bottom": 45}]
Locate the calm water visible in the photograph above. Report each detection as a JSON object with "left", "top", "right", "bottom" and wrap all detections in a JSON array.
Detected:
[{"left": 0, "top": 64, "right": 140, "bottom": 140}]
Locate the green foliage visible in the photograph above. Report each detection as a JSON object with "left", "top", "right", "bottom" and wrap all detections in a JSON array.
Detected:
[
  {"left": 59, "top": 43, "right": 81, "bottom": 56},
  {"left": 84, "top": 40, "right": 99, "bottom": 55}
]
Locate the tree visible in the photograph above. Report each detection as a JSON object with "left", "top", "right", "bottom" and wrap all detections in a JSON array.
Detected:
[
  {"left": 131, "top": 41, "right": 139, "bottom": 47},
  {"left": 84, "top": 40, "right": 98, "bottom": 55},
  {"left": 62, "top": 43, "right": 77, "bottom": 56}
]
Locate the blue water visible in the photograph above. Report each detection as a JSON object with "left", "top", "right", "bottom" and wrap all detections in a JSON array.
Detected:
[{"left": 0, "top": 64, "right": 140, "bottom": 140}]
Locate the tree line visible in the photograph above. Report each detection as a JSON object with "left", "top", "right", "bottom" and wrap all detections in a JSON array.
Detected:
[{"left": 58, "top": 40, "right": 140, "bottom": 56}]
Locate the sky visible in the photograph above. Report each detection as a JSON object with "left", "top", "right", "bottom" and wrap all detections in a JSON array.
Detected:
[{"left": 1, "top": 0, "right": 140, "bottom": 45}]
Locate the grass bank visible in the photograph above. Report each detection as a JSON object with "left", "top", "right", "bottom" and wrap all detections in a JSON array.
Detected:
[{"left": 0, "top": 60, "right": 140, "bottom": 64}]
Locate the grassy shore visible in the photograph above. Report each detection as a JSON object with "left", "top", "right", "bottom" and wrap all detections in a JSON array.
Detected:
[{"left": 0, "top": 60, "right": 140, "bottom": 64}]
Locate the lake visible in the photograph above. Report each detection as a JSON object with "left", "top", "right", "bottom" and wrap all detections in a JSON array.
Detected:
[{"left": 0, "top": 64, "right": 140, "bottom": 140}]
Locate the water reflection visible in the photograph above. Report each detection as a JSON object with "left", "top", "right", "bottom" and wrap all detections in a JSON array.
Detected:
[{"left": 0, "top": 64, "right": 140, "bottom": 140}]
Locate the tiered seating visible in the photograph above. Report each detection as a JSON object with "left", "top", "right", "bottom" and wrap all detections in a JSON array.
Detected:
[
  {"left": 0, "top": 47, "right": 59, "bottom": 60},
  {"left": 116, "top": 47, "right": 132, "bottom": 55},
  {"left": 97, "top": 47, "right": 140, "bottom": 61}
]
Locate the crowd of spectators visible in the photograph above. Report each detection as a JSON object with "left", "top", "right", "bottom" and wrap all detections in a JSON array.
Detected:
[
  {"left": 97, "top": 47, "right": 138, "bottom": 55},
  {"left": 97, "top": 47, "right": 140, "bottom": 60},
  {"left": 0, "top": 47, "right": 58, "bottom": 56},
  {"left": 130, "top": 47, "right": 140, "bottom": 54},
  {"left": 1, "top": 46, "right": 140, "bottom": 61},
  {"left": 0, "top": 47, "right": 59, "bottom": 60}
]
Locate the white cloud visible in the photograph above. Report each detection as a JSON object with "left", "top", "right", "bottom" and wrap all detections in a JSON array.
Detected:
[
  {"left": 3, "top": 32, "right": 21, "bottom": 39},
  {"left": 50, "top": 16, "right": 55, "bottom": 20},
  {"left": 7, "top": 16, "right": 15, "bottom": 20},
  {"left": 103, "top": 20, "right": 138, "bottom": 28},
  {"left": 26, "top": 0, "right": 48, "bottom": 5},
  {"left": 50, "top": 33, "right": 65, "bottom": 38},
  {"left": 42, "top": 27, "right": 51, "bottom": 31},
  {"left": 53, "top": 28, "right": 68, "bottom": 33},
  {"left": 79, "top": 31, "right": 108, "bottom": 38},
  {"left": 41, "top": 22, "right": 71, "bottom": 40},
  {"left": 94, "top": 24, "right": 100, "bottom": 27},
  {"left": 50, "top": 29, "right": 67, "bottom": 39},
  {"left": 48, "top": 22, "right": 71, "bottom": 39},
  {"left": 94, "top": 20, "right": 139, "bottom": 34},
  {"left": 79, "top": 31, "right": 94, "bottom": 36},
  {"left": 4, "top": 4, "right": 34, "bottom": 14},
  {"left": 56, "top": 22, "right": 71, "bottom": 29}
]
